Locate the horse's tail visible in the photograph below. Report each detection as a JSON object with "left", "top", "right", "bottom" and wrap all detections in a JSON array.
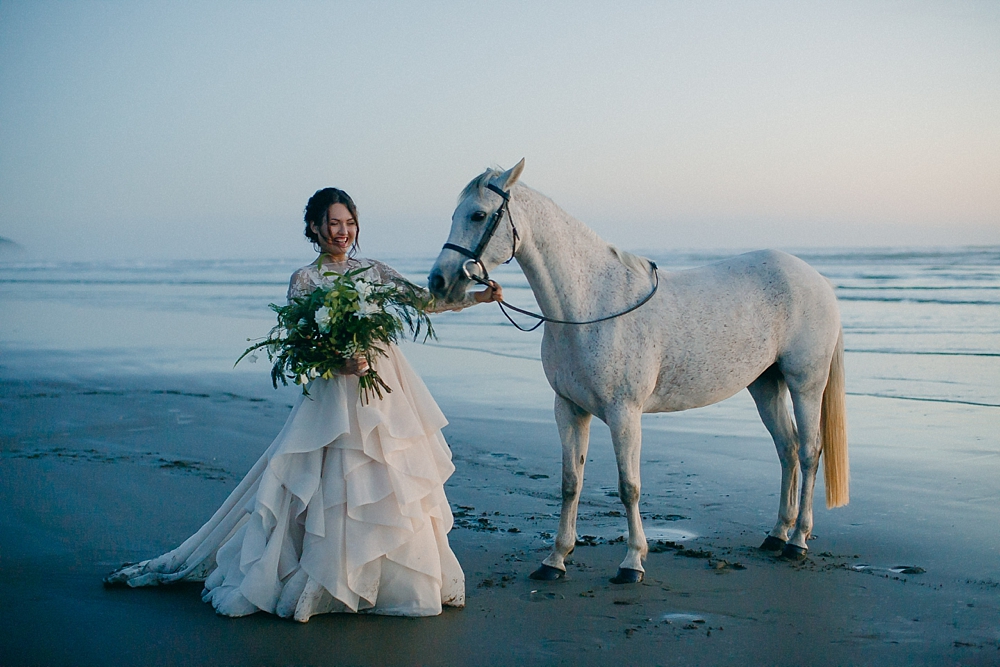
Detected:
[{"left": 821, "top": 328, "right": 850, "bottom": 508}]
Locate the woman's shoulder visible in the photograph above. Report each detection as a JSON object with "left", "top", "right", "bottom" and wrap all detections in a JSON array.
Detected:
[
  {"left": 289, "top": 262, "right": 321, "bottom": 284},
  {"left": 291, "top": 262, "right": 317, "bottom": 276},
  {"left": 289, "top": 257, "right": 400, "bottom": 284},
  {"left": 287, "top": 263, "right": 320, "bottom": 300},
  {"left": 360, "top": 258, "right": 413, "bottom": 286},
  {"left": 358, "top": 257, "right": 394, "bottom": 273}
]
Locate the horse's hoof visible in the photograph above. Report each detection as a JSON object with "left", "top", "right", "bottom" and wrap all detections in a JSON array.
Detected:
[
  {"left": 529, "top": 564, "right": 565, "bottom": 581},
  {"left": 780, "top": 544, "right": 808, "bottom": 561},
  {"left": 759, "top": 536, "right": 787, "bottom": 552},
  {"left": 610, "top": 568, "right": 644, "bottom": 584}
]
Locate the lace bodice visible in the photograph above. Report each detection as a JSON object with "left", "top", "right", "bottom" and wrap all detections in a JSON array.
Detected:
[{"left": 287, "top": 257, "right": 476, "bottom": 312}]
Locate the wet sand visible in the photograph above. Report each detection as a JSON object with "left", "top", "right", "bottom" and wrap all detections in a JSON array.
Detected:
[{"left": 2, "top": 362, "right": 999, "bottom": 666}]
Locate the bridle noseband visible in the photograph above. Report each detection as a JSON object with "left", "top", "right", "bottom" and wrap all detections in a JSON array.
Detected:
[
  {"left": 441, "top": 182, "right": 518, "bottom": 285},
  {"left": 440, "top": 182, "right": 658, "bottom": 332}
]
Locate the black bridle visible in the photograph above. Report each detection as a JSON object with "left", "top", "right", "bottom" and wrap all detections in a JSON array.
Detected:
[
  {"left": 442, "top": 182, "right": 518, "bottom": 282},
  {"left": 441, "top": 183, "right": 659, "bottom": 332}
]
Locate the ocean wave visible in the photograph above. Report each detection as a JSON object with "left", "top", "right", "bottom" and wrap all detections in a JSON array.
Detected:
[
  {"left": 847, "top": 392, "right": 1000, "bottom": 409},
  {"left": 836, "top": 295, "right": 1000, "bottom": 306},
  {"left": 836, "top": 285, "right": 1000, "bottom": 291},
  {"left": 791, "top": 247, "right": 1000, "bottom": 264},
  {"left": 847, "top": 349, "right": 1000, "bottom": 358},
  {"left": 423, "top": 343, "right": 541, "bottom": 361}
]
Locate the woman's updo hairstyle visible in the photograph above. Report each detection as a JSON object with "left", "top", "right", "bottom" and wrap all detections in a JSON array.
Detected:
[{"left": 303, "top": 187, "right": 360, "bottom": 254}]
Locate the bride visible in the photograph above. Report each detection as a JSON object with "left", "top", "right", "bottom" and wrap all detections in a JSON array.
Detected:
[{"left": 104, "top": 187, "right": 501, "bottom": 621}]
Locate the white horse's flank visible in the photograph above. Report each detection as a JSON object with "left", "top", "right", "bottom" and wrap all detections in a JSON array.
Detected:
[{"left": 429, "top": 160, "right": 848, "bottom": 580}]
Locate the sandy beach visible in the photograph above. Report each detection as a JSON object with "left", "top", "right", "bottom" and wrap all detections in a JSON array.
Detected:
[{"left": 2, "top": 353, "right": 999, "bottom": 666}]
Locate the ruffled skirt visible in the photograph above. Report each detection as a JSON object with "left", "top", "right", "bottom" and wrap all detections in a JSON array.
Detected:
[{"left": 105, "top": 346, "right": 465, "bottom": 621}]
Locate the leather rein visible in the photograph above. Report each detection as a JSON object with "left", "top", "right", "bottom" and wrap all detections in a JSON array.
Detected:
[{"left": 441, "top": 183, "right": 659, "bottom": 332}]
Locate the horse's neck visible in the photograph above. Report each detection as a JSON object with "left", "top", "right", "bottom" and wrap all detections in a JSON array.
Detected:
[{"left": 512, "top": 186, "right": 626, "bottom": 321}]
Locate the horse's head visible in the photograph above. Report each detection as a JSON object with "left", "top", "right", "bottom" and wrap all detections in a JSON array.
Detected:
[{"left": 428, "top": 159, "right": 525, "bottom": 302}]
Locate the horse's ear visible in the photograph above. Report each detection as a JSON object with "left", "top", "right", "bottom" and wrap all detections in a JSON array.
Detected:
[{"left": 494, "top": 158, "right": 525, "bottom": 191}]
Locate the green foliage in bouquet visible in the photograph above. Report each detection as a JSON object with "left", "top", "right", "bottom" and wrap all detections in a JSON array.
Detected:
[{"left": 237, "top": 266, "right": 435, "bottom": 402}]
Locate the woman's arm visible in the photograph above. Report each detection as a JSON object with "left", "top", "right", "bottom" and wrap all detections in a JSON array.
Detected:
[
  {"left": 287, "top": 267, "right": 316, "bottom": 302},
  {"left": 424, "top": 280, "right": 503, "bottom": 312},
  {"left": 367, "top": 259, "right": 502, "bottom": 313}
]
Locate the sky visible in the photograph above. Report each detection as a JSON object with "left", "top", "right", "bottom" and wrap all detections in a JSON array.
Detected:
[{"left": 1, "top": 1, "right": 998, "bottom": 260}]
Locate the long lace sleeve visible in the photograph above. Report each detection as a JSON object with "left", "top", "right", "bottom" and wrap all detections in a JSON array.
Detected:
[
  {"left": 287, "top": 267, "right": 317, "bottom": 302},
  {"left": 367, "top": 259, "right": 478, "bottom": 313}
]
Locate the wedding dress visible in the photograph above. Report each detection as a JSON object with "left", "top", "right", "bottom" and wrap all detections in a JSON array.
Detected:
[{"left": 105, "top": 258, "right": 472, "bottom": 620}]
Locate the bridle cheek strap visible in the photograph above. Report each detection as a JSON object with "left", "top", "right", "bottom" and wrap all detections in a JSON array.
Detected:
[{"left": 441, "top": 183, "right": 517, "bottom": 284}]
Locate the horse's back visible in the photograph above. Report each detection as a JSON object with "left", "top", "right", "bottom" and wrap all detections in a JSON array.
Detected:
[
  {"left": 539, "top": 248, "right": 840, "bottom": 417},
  {"left": 667, "top": 249, "right": 837, "bottom": 330},
  {"left": 640, "top": 249, "right": 840, "bottom": 412}
]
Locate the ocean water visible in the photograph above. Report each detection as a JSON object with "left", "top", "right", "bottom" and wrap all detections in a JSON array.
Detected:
[
  {"left": 2, "top": 247, "right": 998, "bottom": 579},
  {"left": 2, "top": 245, "right": 997, "bottom": 473},
  {"left": 1, "top": 247, "right": 997, "bottom": 416}
]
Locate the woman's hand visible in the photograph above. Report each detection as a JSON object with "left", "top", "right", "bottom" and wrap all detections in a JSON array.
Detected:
[
  {"left": 474, "top": 280, "right": 503, "bottom": 304},
  {"left": 341, "top": 356, "right": 369, "bottom": 376}
]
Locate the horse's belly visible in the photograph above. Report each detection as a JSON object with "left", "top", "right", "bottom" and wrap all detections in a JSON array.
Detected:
[
  {"left": 644, "top": 380, "right": 747, "bottom": 412},
  {"left": 645, "top": 342, "right": 776, "bottom": 413}
]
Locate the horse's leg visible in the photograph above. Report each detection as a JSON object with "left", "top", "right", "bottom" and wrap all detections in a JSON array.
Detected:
[
  {"left": 607, "top": 406, "right": 647, "bottom": 584},
  {"left": 781, "top": 381, "right": 827, "bottom": 561},
  {"left": 748, "top": 365, "right": 800, "bottom": 552},
  {"left": 531, "top": 395, "right": 592, "bottom": 580}
]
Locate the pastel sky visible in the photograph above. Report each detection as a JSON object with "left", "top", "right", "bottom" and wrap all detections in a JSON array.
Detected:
[{"left": 1, "top": 1, "right": 998, "bottom": 259}]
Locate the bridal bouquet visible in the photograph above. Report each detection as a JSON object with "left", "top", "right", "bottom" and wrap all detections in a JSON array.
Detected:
[{"left": 238, "top": 267, "right": 435, "bottom": 402}]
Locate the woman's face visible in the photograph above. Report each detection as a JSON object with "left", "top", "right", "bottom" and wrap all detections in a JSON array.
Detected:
[{"left": 311, "top": 203, "right": 357, "bottom": 260}]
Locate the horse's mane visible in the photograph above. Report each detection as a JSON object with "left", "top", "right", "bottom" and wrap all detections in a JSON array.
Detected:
[
  {"left": 458, "top": 168, "right": 502, "bottom": 202},
  {"left": 461, "top": 168, "right": 651, "bottom": 275}
]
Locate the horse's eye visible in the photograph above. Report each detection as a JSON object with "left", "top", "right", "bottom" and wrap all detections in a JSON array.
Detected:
[{"left": 471, "top": 211, "right": 487, "bottom": 222}]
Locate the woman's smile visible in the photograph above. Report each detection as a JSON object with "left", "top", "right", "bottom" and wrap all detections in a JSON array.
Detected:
[{"left": 311, "top": 202, "right": 357, "bottom": 261}]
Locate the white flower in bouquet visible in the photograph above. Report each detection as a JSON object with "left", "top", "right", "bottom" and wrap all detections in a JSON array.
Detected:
[
  {"left": 358, "top": 299, "right": 380, "bottom": 318},
  {"left": 314, "top": 306, "right": 333, "bottom": 333},
  {"left": 355, "top": 279, "right": 380, "bottom": 318},
  {"left": 355, "top": 278, "right": 373, "bottom": 299}
]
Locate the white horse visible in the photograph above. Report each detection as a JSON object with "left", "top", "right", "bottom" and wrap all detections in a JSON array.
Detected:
[{"left": 428, "top": 160, "right": 849, "bottom": 583}]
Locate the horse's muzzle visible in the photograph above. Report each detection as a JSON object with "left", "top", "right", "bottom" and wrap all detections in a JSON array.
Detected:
[{"left": 427, "top": 270, "right": 447, "bottom": 299}]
